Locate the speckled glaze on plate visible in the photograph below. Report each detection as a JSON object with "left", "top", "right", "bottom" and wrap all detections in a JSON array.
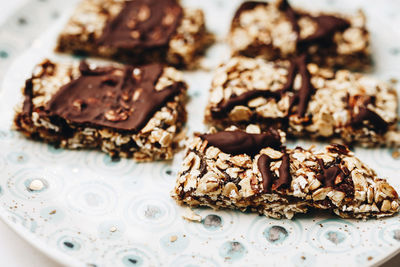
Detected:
[{"left": 1, "top": 0, "right": 400, "bottom": 266}]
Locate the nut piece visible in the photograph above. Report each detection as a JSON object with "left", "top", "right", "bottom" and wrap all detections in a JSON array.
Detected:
[
  {"left": 182, "top": 207, "right": 202, "bottom": 222},
  {"left": 229, "top": 106, "right": 252, "bottom": 121},
  {"left": 222, "top": 182, "right": 239, "bottom": 199},
  {"left": 138, "top": 5, "right": 151, "bottom": 21},
  {"left": 104, "top": 110, "right": 129, "bottom": 122}
]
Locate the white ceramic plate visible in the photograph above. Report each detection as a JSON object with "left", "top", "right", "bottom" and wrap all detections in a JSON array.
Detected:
[{"left": 1, "top": 0, "right": 400, "bottom": 266}]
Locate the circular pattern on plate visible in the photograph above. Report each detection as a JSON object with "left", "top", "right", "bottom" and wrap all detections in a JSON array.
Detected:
[
  {"left": 373, "top": 220, "right": 400, "bottom": 246},
  {"left": 155, "top": 163, "right": 178, "bottom": 185},
  {"left": 0, "top": 128, "right": 14, "bottom": 140},
  {"left": 7, "top": 210, "right": 38, "bottom": 233},
  {"left": 219, "top": 241, "right": 247, "bottom": 262},
  {"left": 160, "top": 232, "right": 190, "bottom": 254},
  {"left": 66, "top": 181, "right": 118, "bottom": 216},
  {"left": 32, "top": 143, "right": 82, "bottom": 163},
  {"left": 103, "top": 244, "right": 160, "bottom": 267},
  {"left": 84, "top": 152, "right": 138, "bottom": 176},
  {"left": 48, "top": 228, "right": 94, "bottom": 258},
  {"left": 247, "top": 217, "right": 302, "bottom": 252},
  {"left": 98, "top": 220, "right": 126, "bottom": 240},
  {"left": 124, "top": 194, "right": 177, "bottom": 230},
  {"left": 184, "top": 209, "right": 238, "bottom": 239},
  {"left": 7, "top": 151, "right": 29, "bottom": 164},
  {"left": 169, "top": 254, "right": 220, "bottom": 267},
  {"left": 307, "top": 219, "right": 360, "bottom": 253},
  {"left": 39, "top": 206, "right": 65, "bottom": 224},
  {"left": 6, "top": 168, "right": 64, "bottom": 201}
]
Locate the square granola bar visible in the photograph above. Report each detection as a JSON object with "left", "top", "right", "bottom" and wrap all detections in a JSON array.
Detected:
[
  {"left": 13, "top": 59, "right": 188, "bottom": 161},
  {"left": 205, "top": 56, "right": 400, "bottom": 147},
  {"left": 56, "top": 0, "right": 214, "bottom": 68},
  {"left": 229, "top": 0, "right": 371, "bottom": 70}
]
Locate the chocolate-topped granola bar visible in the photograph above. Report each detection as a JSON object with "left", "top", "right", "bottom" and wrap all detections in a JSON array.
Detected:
[
  {"left": 229, "top": 0, "right": 371, "bottom": 70},
  {"left": 56, "top": 0, "right": 214, "bottom": 68},
  {"left": 13, "top": 59, "right": 187, "bottom": 161},
  {"left": 205, "top": 56, "right": 400, "bottom": 147},
  {"left": 173, "top": 127, "right": 400, "bottom": 219}
]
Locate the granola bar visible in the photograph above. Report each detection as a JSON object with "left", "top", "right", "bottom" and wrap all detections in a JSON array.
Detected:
[
  {"left": 56, "top": 0, "right": 214, "bottom": 68},
  {"left": 204, "top": 56, "right": 400, "bottom": 147},
  {"left": 172, "top": 127, "right": 400, "bottom": 219},
  {"left": 13, "top": 59, "right": 188, "bottom": 161},
  {"left": 229, "top": 0, "right": 371, "bottom": 70}
]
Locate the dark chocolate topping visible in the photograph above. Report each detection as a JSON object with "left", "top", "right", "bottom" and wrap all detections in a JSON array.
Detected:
[
  {"left": 351, "top": 107, "right": 388, "bottom": 134},
  {"left": 350, "top": 96, "right": 389, "bottom": 133},
  {"left": 316, "top": 158, "right": 345, "bottom": 187},
  {"left": 98, "top": 0, "right": 183, "bottom": 49},
  {"left": 199, "top": 130, "right": 282, "bottom": 156},
  {"left": 273, "top": 148, "right": 292, "bottom": 190},
  {"left": 298, "top": 15, "right": 350, "bottom": 46},
  {"left": 212, "top": 54, "right": 313, "bottom": 118},
  {"left": 211, "top": 90, "right": 281, "bottom": 118},
  {"left": 257, "top": 154, "right": 274, "bottom": 193},
  {"left": 327, "top": 144, "right": 350, "bottom": 155},
  {"left": 278, "top": 0, "right": 350, "bottom": 48},
  {"left": 47, "top": 61, "right": 184, "bottom": 132}
]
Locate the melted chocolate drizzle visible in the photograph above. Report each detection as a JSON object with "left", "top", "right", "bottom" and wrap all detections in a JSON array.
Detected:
[
  {"left": 199, "top": 130, "right": 282, "bottom": 156},
  {"left": 257, "top": 148, "right": 292, "bottom": 193},
  {"left": 349, "top": 95, "right": 389, "bottom": 134},
  {"left": 212, "top": 54, "right": 313, "bottom": 118},
  {"left": 257, "top": 154, "right": 274, "bottom": 193},
  {"left": 22, "top": 78, "right": 33, "bottom": 115},
  {"left": 274, "top": 148, "right": 292, "bottom": 190},
  {"left": 278, "top": 0, "right": 350, "bottom": 49},
  {"left": 98, "top": 0, "right": 182, "bottom": 49},
  {"left": 316, "top": 158, "right": 345, "bottom": 187},
  {"left": 46, "top": 61, "right": 184, "bottom": 132}
]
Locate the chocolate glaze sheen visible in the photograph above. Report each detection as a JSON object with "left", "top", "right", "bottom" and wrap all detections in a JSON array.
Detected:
[
  {"left": 199, "top": 130, "right": 282, "bottom": 156},
  {"left": 274, "top": 149, "right": 292, "bottom": 190},
  {"left": 98, "top": 0, "right": 182, "bottom": 49},
  {"left": 47, "top": 62, "right": 184, "bottom": 132},
  {"left": 258, "top": 154, "right": 274, "bottom": 193}
]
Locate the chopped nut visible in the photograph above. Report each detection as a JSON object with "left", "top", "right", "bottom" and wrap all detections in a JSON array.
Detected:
[
  {"left": 28, "top": 179, "right": 44, "bottom": 191},
  {"left": 229, "top": 106, "right": 252, "bottom": 121},
  {"left": 392, "top": 150, "right": 400, "bottom": 159},
  {"left": 222, "top": 182, "right": 239, "bottom": 199},
  {"left": 104, "top": 109, "right": 129, "bottom": 122},
  {"left": 245, "top": 124, "right": 261, "bottom": 134},
  {"left": 182, "top": 207, "right": 202, "bottom": 222},
  {"left": 138, "top": 5, "right": 151, "bottom": 21},
  {"left": 130, "top": 30, "right": 141, "bottom": 39}
]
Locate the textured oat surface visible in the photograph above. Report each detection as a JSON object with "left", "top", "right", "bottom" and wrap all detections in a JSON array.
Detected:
[
  {"left": 205, "top": 57, "right": 400, "bottom": 147},
  {"left": 173, "top": 127, "right": 400, "bottom": 219},
  {"left": 13, "top": 59, "right": 188, "bottom": 161},
  {"left": 229, "top": 0, "right": 371, "bottom": 70}
]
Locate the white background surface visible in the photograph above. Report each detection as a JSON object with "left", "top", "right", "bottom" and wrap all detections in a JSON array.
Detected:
[{"left": 0, "top": 3, "right": 60, "bottom": 267}]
